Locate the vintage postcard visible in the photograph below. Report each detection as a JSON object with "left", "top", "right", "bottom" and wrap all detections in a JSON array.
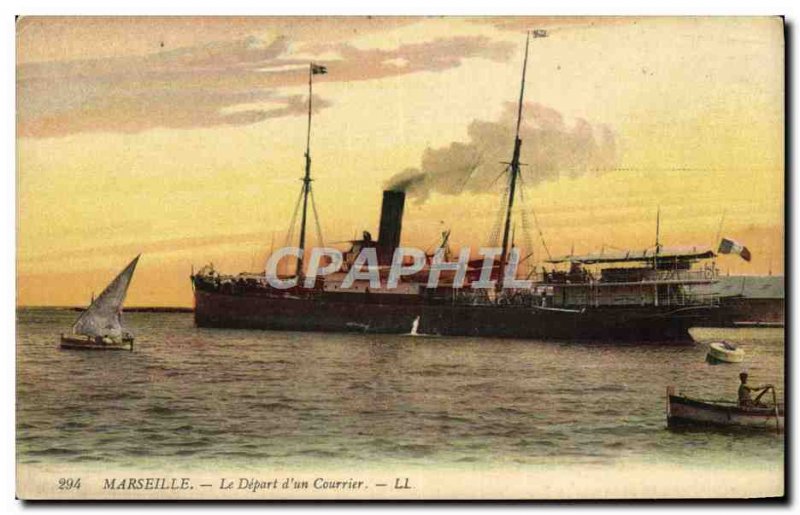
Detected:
[{"left": 16, "top": 16, "right": 785, "bottom": 500}]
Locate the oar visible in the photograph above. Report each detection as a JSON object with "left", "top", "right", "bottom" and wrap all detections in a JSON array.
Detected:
[{"left": 772, "top": 387, "right": 780, "bottom": 435}]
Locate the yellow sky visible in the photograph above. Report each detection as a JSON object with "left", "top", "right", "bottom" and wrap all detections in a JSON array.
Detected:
[{"left": 16, "top": 16, "right": 784, "bottom": 307}]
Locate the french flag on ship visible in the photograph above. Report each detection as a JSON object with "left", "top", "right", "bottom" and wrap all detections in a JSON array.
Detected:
[{"left": 718, "top": 238, "right": 752, "bottom": 262}]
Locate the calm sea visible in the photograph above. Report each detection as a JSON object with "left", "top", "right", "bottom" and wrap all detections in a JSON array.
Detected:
[{"left": 17, "top": 308, "right": 784, "bottom": 470}]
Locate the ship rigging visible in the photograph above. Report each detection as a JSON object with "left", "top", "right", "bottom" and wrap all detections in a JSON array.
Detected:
[{"left": 286, "top": 62, "right": 328, "bottom": 279}]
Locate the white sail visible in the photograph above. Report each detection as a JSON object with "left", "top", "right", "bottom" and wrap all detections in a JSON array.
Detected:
[{"left": 72, "top": 255, "right": 140, "bottom": 339}]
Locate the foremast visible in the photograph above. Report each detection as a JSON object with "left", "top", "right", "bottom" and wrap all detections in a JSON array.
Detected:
[
  {"left": 296, "top": 62, "right": 327, "bottom": 278},
  {"left": 499, "top": 30, "right": 546, "bottom": 288}
]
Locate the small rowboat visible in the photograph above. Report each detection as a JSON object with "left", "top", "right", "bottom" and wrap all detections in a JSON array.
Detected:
[
  {"left": 706, "top": 341, "right": 745, "bottom": 363},
  {"left": 666, "top": 386, "right": 783, "bottom": 433}
]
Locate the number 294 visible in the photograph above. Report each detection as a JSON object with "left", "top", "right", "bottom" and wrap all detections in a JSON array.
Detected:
[{"left": 58, "top": 478, "right": 81, "bottom": 490}]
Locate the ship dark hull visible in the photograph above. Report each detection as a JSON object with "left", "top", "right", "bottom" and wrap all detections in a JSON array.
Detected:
[{"left": 193, "top": 289, "right": 720, "bottom": 342}]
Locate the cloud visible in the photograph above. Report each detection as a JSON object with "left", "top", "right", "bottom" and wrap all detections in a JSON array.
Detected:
[
  {"left": 385, "top": 102, "right": 618, "bottom": 202},
  {"left": 16, "top": 16, "right": 424, "bottom": 64},
  {"left": 471, "top": 16, "right": 638, "bottom": 34},
  {"left": 17, "top": 33, "right": 513, "bottom": 138}
]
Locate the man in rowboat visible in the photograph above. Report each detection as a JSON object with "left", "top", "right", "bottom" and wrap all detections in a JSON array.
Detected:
[{"left": 738, "top": 372, "right": 774, "bottom": 408}]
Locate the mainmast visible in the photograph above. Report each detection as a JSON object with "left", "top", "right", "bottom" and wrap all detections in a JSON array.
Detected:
[
  {"left": 499, "top": 30, "right": 546, "bottom": 287},
  {"left": 296, "top": 62, "right": 327, "bottom": 277},
  {"left": 654, "top": 207, "right": 661, "bottom": 270}
]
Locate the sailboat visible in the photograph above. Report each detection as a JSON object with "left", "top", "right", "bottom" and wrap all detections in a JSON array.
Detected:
[{"left": 60, "top": 255, "right": 140, "bottom": 351}]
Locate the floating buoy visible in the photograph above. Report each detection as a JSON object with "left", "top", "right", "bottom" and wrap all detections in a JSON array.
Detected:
[{"left": 706, "top": 341, "right": 745, "bottom": 363}]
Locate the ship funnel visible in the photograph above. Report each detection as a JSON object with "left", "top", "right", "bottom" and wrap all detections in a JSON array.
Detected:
[{"left": 378, "top": 190, "right": 405, "bottom": 263}]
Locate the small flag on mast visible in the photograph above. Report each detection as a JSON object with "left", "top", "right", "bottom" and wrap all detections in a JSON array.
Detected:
[
  {"left": 311, "top": 63, "right": 327, "bottom": 75},
  {"left": 718, "top": 238, "right": 752, "bottom": 262},
  {"left": 532, "top": 29, "right": 548, "bottom": 38}
]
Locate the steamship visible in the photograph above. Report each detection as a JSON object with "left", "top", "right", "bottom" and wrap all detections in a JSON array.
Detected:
[{"left": 191, "top": 33, "right": 727, "bottom": 342}]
